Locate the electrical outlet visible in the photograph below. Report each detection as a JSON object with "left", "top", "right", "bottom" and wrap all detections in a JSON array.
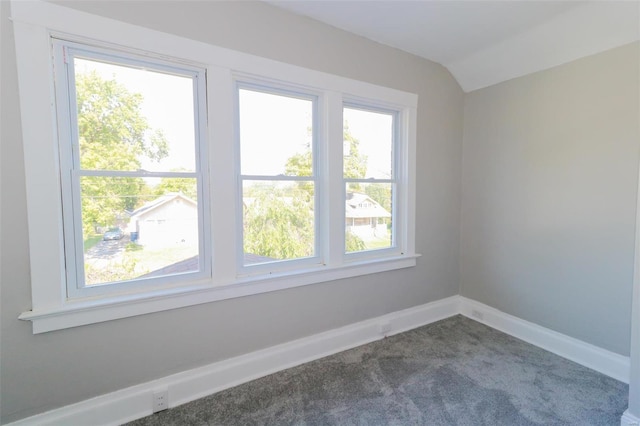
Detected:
[
  {"left": 471, "top": 310, "right": 484, "bottom": 321},
  {"left": 153, "top": 389, "right": 169, "bottom": 413}
]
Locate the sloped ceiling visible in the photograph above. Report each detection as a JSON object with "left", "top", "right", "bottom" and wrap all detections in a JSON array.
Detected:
[{"left": 267, "top": 1, "right": 640, "bottom": 92}]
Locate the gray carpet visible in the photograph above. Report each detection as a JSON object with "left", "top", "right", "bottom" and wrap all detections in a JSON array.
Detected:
[{"left": 127, "top": 315, "right": 628, "bottom": 425}]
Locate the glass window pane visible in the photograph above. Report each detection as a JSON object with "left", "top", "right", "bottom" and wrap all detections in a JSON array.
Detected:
[
  {"left": 343, "top": 107, "right": 393, "bottom": 179},
  {"left": 74, "top": 57, "right": 196, "bottom": 172},
  {"left": 243, "top": 180, "right": 315, "bottom": 264},
  {"left": 345, "top": 183, "right": 393, "bottom": 253},
  {"left": 239, "top": 89, "right": 313, "bottom": 176},
  {"left": 81, "top": 176, "right": 199, "bottom": 285}
]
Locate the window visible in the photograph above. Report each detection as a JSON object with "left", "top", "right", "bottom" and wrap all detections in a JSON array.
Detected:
[
  {"left": 343, "top": 106, "right": 397, "bottom": 254},
  {"left": 12, "top": 0, "right": 417, "bottom": 333},
  {"left": 53, "top": 40, "right": 210, "bottom": 298},
  {"left": 237, "top": 86, "right": 319, "bottom": 270}
]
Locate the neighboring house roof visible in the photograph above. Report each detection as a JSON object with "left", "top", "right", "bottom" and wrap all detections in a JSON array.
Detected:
[
  {"left": 346, "top": 192, "right": 391, "bottom": 219},
  {"left": 129, "top": 193, "right": 197, "bottom": 220},
  {"left": 141, "top": 253, "right": 276, "bottom": 278}
]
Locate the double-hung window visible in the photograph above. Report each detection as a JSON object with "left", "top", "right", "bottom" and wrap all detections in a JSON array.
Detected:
[
  {"left": 343, "top": 105, "right": 398, "bottom": 255},
  {"left": 237, "top": 85, "right": 319, "bottom": 272},
  {"left": 12, "top": 0, "right": 417, "bottom": 333},
  {"left": 53, "top": 40, "right": 210, "bottom": 298}
]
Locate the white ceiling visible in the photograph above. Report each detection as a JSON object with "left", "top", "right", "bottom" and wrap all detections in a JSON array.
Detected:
[{"left": 267, "top": 1, "right": 640, "bottom": 92}]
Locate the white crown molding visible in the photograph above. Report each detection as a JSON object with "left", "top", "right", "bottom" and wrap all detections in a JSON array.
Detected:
[{"left": 6, "top": 295, "right": 630, "bottom": 426}]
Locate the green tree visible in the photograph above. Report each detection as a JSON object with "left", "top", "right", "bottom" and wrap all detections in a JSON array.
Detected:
[
  {"left": 284, "top": 123, "right": 368, "bottom": 181},
  {"left": 342, "top": 123, "right": 368, "bottom": 181},
  {"left": 153, "top": 174, "right": 198, "bottom": 200},
  {"left": 284, "top": 147, "right": 314, "bottom": 202},
  {"left": 243, "top": 186, "right": 314, "bottom": 260},
  {"left": 242, "top": 124, "right": 371, "bottom": 259},
  {"left": 76, "top": 71, "right": 169, "bottom": 237},
  {"left": 345, "top": 232, "right": 366, "bottom": 252}
]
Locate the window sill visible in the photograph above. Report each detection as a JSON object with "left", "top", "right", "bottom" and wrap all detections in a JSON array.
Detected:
[{"left": 19, "top": 254, "right": 420, "bottom": 333}]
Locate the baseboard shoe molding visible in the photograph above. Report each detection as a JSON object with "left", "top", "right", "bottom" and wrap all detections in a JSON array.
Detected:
[
  {"left": 621, "top": 410, "right": 640, "bottom": 426},
  {"left": 5, "top": 296, "right": 461, "bottom": 426},
  {"left": 458, "top": 297, "right": 630, "bottom": 384},
  {"left": 7, "top": 295, "right": 630, "bottom": 426}
]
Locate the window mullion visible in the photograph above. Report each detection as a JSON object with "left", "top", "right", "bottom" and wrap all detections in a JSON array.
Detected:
[
  {"left": 325, "top": 91, "right": 344, "bottom": 266},
  {"left": 208, "top": 66, "right": 237, "bottom": 285}
]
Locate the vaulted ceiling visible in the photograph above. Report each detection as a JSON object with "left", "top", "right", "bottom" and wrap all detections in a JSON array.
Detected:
[{"left": 267, "top": 1, "right": 639, "bottom": 92}]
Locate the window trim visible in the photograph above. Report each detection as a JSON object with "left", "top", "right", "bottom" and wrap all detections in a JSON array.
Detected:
[{"left": 12, "top": 0, "right": 418, "bottom": 333}]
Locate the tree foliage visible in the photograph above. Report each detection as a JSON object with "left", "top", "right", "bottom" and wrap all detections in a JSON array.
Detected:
[
  {"left": 243, "top": 186, "right": 314, "bottom": 260},
  {"left": 284, "top": 148, "right": 314, "bottom": 202},
  {"left": 243, "top": 124, "right": 375, "bottom": 259},
  {"left": 345, "top": 232, "right": 366, "bottom": 252},
  {"left": 76, "top": 71, "right": 169, "bottom": 236},
  {"left": 85, "top": 256, "right": 142, "bottom": 285},
  {"left": 284, "top": 123, "right": 368, "bottom": 180},
  {"left": 342, "top": 123, "right": 368, "bottom": 180},
  {"left": 153, "top": 175, "right": 198, "bottom": 200}
]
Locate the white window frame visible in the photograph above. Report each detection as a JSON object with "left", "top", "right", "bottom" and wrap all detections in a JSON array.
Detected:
[
  {"left": 342, "top": 102, "right": 403, "bottom": 260},
  {"left": 52, "top": 39, "right": 211, "bottom": 299},
  {"left": 235, "top": 81, "right": 323, "bottom": 276},
  {"left": 12, "top": 0, "right": 418, "bottom": 333}
]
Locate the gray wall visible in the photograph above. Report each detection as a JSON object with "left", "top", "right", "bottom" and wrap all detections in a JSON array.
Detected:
[
  {"left": 460, "top": 42, "right": 640, "bottom": 356},
  {"left": 0, "top": 1, "right": 463, "bottom": 422}
]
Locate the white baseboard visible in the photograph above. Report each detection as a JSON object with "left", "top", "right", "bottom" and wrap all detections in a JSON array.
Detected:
[
  {"left": 7, "top": 295, "right": 631, "bottom": 426},
  {"left": 5, "top": 296, "right": 461, "bottom": 426},
  {"left": 458, "top": 297, "right": 630, "bottom": 383},
  {"left": 621, "top": 410, "right": 640, "bottom": 426}
]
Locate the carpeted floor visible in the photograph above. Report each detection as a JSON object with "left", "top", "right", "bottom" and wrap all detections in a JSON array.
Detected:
[{"left": 127, "top": 315, "right": 628, "bottom": 425}]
